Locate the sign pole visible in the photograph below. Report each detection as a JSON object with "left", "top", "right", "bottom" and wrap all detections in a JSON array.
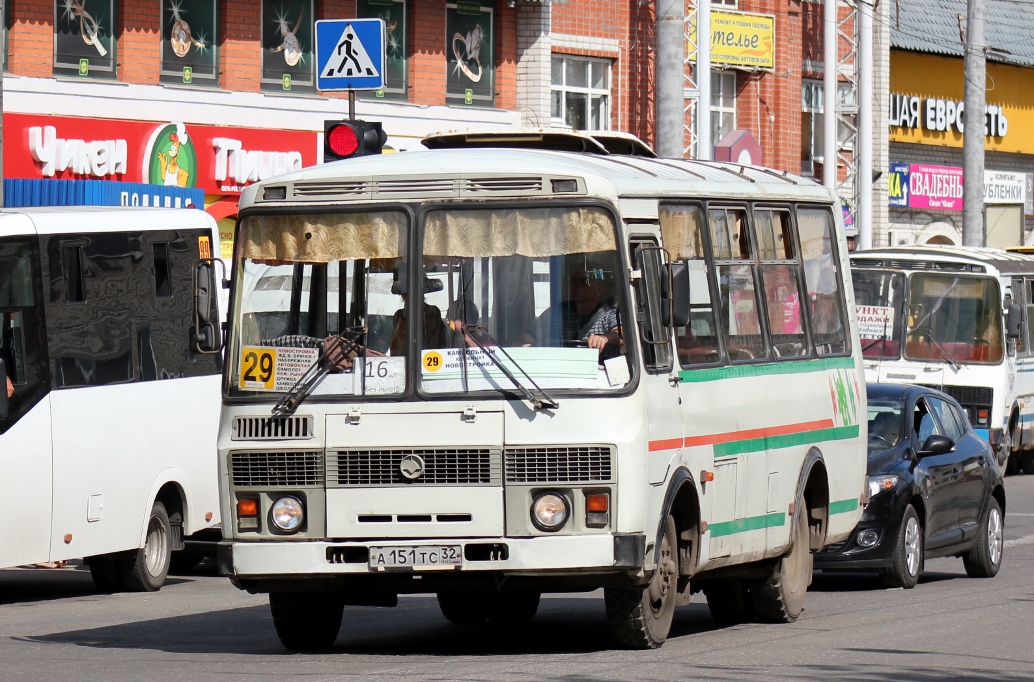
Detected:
[{"left": 348, "top": 90, "right": 356, "bottom": 122}]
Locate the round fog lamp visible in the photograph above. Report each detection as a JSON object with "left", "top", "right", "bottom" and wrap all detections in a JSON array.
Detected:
[
  {"left": 856, "top": 529, "right": 879, "bottom": 548},
  {"left": 531, "top": 492, "right": 569, "bottom": 532},
  {"left": 271, "top": 496, "right": 305, "bottom": 533}
]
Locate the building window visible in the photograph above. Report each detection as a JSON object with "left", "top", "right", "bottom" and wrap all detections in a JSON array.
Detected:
[
  {"left": 710, "top": 70, "right": 736, "bottom": 145},
  {"left": 160, "top": 0, "right": 218, "bottom": 86},
  {"left": 550, "top": 56, "right": 611, "bottom": 131},
  {"left": 358, "top": 0, "right": 408, "bottom": 101},
  {"left": 446, "top": 2, "right": 495, "bottom": 107},
  {"left": 801, "top": 79, "right": 855, "bottom": 177},
  {"left": 54, "top": 0, "right": 116, "bottom": 78},
  {"left": 261, "top": 0, "right": 314, "bottom": 93}
]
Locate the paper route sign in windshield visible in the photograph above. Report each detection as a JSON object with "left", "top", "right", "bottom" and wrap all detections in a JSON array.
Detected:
[{"left": 420, "top": 347, "right": 600, "bottom": 390}]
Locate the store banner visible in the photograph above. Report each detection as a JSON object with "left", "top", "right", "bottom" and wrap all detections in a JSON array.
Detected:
[
  {"left": 984, "top": 170, "right": 1025, "bottom": 205},
  {"left": 889, "top": 162, "right": 1029, "bottom": 212},
  {"left": 908, "top": 163, "right": 963, "bottom": 211},
  {"left": 4, "top": 113, "right": 318, "bottom": 195},
  {"left": 687, "top": 10, "right": 776, "bottom": 71},
  {"left": 888, "top": 162, "right": 910, "bottom": 208}
]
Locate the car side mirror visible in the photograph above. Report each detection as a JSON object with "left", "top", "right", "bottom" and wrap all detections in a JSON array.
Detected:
[
  {"left": 193, "top": 259, "right": 225, "bottom": 354},
  {"left": 0, "top": 358, "right": 8, "bottom": 422},
  {"left": 662, "top": 262, "right": 691, "bottom": 328},
  {"left": 918, "top": 434, "right": 954, "bottom": 457}
]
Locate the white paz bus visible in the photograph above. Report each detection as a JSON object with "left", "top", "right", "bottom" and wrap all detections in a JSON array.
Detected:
[
  {"left": 0, "top": 207, "right": 223, "bottom": 591},
  {"left": 215, "top": 145, "right": 867, "bottom": 650},
  {"left": 851, "top": 245, "right": 1034, "bottom": 474}
]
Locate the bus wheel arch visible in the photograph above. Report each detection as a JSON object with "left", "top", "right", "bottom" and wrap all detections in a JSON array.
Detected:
[
  {"left": 654, "top": 467, "right": 701, "bottom": 577},
  {"left": 797, "top": 449, "right": 830, "bottom": 552}
]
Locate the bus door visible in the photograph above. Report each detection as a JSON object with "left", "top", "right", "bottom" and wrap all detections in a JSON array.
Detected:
[
  {"left": 0, "top": 235, "right": 54, "bottom": 567},
  {"left": 629, "top": 237, "right": 683, "bottom": 488}
]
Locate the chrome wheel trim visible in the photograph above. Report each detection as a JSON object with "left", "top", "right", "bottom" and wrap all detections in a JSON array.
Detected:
[
  {"left": 144, "top": 515, "right": 169, "bottom": 578},
  {"left": 988, "top": 507, "right": 1004, "bottom": 566},
  {"left": 904, "top": 516, "right": 921, "bottom": 577}
]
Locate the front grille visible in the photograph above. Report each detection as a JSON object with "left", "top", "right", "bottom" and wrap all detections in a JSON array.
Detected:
[
  {"left": 505, "top": 446, "right": 613, "bottom": 483},
  {"left": 330, "top": 449, "right": 498, "bottom": 486},
  {"left": 230, "top": 451, "right": 323, "bottom": 487},
  {"left": 231, "top": 415, "right": 313, "bottom": 441},
  {"left": 918, "top": 384, "right": 993, "bottom": 406}
]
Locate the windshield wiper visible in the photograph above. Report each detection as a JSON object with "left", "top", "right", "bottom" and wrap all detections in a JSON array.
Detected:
[
  {"left": 464, "top": 326, "right": 559, "bottom": 411},
  {"left": 271, "top": 327, "right": 365, "bottom": 417},
  {"left": 861, "top": 336, "right": 889, "bottom": 352},
  {"left": 921, "top": 326, "right": 960, "bottom": 372}
]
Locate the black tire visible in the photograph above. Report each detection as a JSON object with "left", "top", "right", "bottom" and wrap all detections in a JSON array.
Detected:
[
  {"left": 1005, "top": 450, "right": 1021, "bottom": 476},
  {"left": 437, "top": 592, "right": 489, "bottom": 624},
  {"left": 169, "top": 551, "right": 205, "bottom": 574},
  {"left": 487, "top": 593, "right": 540, "bottom": 624},
  {"left": 963, "top": 498, "right": 1004, "bottom": 578},
  {"left": 269, "top": 591, "right": 345, "bottom": 651},
  {"left": 89, "top": 555, "right": 126, "bottom": 592},
  {"left": 702, "top": 580, "right": 755, "bottom": 625},
  {"left": 1021, "top": 452, "right": 1034, "bottom": 475},
  {"left": 751, "top": 510, "right": 812, "bottom": 623},
  {"left": 880, "top": 505, "right": 923, "bottom": 589},
  {"left": 120, "top": 501, "right": 172, "bottom": 592},
  {"left": 604, "top": 515, "right": 678, "bottom": 649}
]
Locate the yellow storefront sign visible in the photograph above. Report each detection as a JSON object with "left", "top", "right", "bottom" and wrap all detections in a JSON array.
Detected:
[
  {"left": 890, "top": 51, "right": 1034, "bottom": 154},
  {"left": 688, "top": 10, "right": 775, "bottom": 70}
]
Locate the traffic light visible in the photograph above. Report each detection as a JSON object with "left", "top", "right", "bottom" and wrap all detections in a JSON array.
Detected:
[{"left": 324, "top": 120, "right": 387, "bottom": 161}]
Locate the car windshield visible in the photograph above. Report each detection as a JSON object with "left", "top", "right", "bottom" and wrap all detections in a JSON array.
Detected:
[
  {"left": 905, "top": 274, "right": 1003, "bottom": 365},
  {"left": 853, "top": 270, "right": 903, "bottom": 359},
  {"left": 867, "top": 398, "right": 904, "bottom": 455},
  {"left": 418, "top": 206, "right": 632, "bottom": 395}
]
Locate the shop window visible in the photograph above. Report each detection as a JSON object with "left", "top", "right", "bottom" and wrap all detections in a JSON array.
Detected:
[
  {"left": 711, "top": 70, "right": 736, "bottom": 146},
  {"left": 446, "top": 2, "right": 495, "bottom": 107},
  {"left": 54, "top": 0, "right": 116, "bottom": 79},
  {"left": 160, "top": 0, "right": 218, "bottom": 86},
  {"left": 551, "top": 56, "right": 611, "bottom": 131},
  {"left": 261, "top": 0, "right": 314, "bottom": 93},
  {"left": 801, "top": 79, "right": 856, "bottom": 177},
  {"left": 358, "top": 0, "right": 408, "bottom": 101}
]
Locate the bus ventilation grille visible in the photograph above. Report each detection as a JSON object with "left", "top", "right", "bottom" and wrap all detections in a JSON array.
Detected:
[
  {"left": 504, "top": 446, "right": 614, "bottom": 483},
  {"left": 231, "top": 415, "right": 313, "bottom": 440},
  {"left": 917, "top": 385, "right": 993, "bottom": 407},
  {"left": 230, "top": 451, "right": 324, "bottom": 487},
  {"left": 330, "top": 449, "right": 498, "bottom": 486}
]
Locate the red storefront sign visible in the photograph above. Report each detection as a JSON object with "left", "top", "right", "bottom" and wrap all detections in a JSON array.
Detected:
[{"left": 3, "top": 113, "right": 319, "bottom": 195}]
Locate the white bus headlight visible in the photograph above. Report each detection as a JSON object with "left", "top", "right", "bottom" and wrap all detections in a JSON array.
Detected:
[
  {"left": 270, "top": 496, "right": 305, "bottom": 533},
  {"left": 531, "top": 492, "right": 569, "bottom": 532}
]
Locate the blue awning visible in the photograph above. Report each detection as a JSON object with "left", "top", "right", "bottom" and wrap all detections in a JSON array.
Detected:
[{"left": 4, "top": 179, "right": 204, "bottom": 210}]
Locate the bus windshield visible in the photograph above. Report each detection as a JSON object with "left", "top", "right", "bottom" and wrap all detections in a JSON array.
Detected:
[
  {"left": 418, "top": 206, "right": 632, "bottom": 395},
  {"left": 852, "top": 270, "right": 904, "bottom": 360},
  {"left": 905, "top": 274, "right": 1003, "bottom": 365}
]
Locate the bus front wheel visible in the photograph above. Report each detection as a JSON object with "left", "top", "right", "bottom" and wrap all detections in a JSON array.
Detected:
[
  {"left": 604, "top": 514, "right": 678, "bottom": 649},
  {"left": 269, "top": 591, "right": 345, "bottom": 651}
]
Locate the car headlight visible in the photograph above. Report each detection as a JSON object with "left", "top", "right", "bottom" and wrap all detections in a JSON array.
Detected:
[
  {"left": 270, "top": 495, "right": 305, "bottom": 533},
  {"left": 531, "top": 492, "right": 569, "bottom": 532},
  {"left": 867, "top": 475, "right": 899, "bottom": 500}
]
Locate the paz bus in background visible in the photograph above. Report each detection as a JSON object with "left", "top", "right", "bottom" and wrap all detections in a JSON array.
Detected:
[
  {"left": 0, "top": 207, "right": 223, "bottom": 590},
  {"left": 851, "top": 246, "right": 1034, "bottom": 475},
  {"left": 213, "top": 144, "right": 867, "bottom": 650}
]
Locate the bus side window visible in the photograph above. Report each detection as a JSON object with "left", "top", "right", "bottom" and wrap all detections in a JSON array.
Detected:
[
  {"left": 630, "top": 239, "right": 673, "bottom": 372},
  {"left": 796, "top": 206, "right": 849, "bottom": 356},
  {"left": 659, "top": 204, "right": 721, "bottom": 367},
  {"left": 0, "top": 237, "right": 47, "bottom": 433},
  {"left": 709, "top": 207, "right": 767, "bottom": 362},
  {"left": 1026, "top": 279, "right": 1034, "bottom": 356},
  {"left": 756, "top": 209, "right": 808, "bottom": 358}
]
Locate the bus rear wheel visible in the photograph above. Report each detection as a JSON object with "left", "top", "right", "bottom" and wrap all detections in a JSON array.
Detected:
[
  {"left": 604, "top": 515, "right": 678, "bottom": 649},
  {"left": 751, "top": 510, "right": 812, "bottom": 623},
  {"left": 120, "top": 501, "right": 172, "bottom": 592},
  {"left": 702, "top": 579, "right": 755, "bottom": 625},
  {"left": 89, "top": 556, "right": 126, "bottom": 592},
  {"left": 269, "top": 591, "right": 345, "bottom": 651},
  {"left": 437, "top": 592, "right": 489, "bottom": 624},
  {"left": 487, "top": 593, "right": 540, "bottom": 624}
]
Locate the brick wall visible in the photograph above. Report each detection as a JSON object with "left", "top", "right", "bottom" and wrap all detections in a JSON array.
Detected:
[
  {"left": 220, "top": 1, "right": 261, "bottom": 92},
  {"left": 120, "top": 0, "right": 161, "bottom": 84},
  {"left": 409, "top": 0, "right": 446, "bottom": 105},
  {"left": 8, "top": 1, "right": 53, "bottom": 78}
]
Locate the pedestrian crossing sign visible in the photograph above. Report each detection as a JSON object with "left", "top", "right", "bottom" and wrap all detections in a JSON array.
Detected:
[{"left": 315, "top": 18, "right": 386, "bottom": 91}]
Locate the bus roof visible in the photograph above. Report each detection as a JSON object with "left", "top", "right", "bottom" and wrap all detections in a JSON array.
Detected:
[
  {"left": 240, "top": 148, "right": 836, "bottom": 209},
  {"left": 851, "top": 244, "right": 1034, "bottom": 276},
  {"left": 0, "top": 206, "right": 215, "bottom": 236}
]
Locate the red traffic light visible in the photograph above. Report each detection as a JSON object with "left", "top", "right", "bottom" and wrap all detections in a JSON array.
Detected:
[{"left": 326, "top": 123, "right": 360, "bottom": 158}]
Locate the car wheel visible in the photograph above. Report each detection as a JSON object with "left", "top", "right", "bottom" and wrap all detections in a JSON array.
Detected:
[
  {"left": 269, "top": 591, "right": 345, "bottom": 651},
  {"left": 750, "top": 509, "right": 812, "bottom": 623},
  {"left": 880, "top": 505, "right": 923, "bottom": 589},
  {"left": 963, "top": 498, "right": 1004, "bottom": 578},
  {"left": 604, "top": 514, "right": 678, "bottom": 649}
]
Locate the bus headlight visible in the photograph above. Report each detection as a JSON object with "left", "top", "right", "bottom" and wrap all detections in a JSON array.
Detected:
[
  {"left": 270, "top": 496, "right": 305, "bottom": 533},
  {"left": 531, "top": 492, "right": 569, "bottom": 532}
]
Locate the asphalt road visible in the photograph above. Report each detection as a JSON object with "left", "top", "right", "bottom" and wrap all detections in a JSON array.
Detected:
[{"left": 4, "top": 476, "right": 1034, "bottom": 681}]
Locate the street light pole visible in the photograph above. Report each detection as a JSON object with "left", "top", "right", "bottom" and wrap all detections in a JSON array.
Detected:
[{"left": 962, "top": 0, "right": 986, "bottom": 246}]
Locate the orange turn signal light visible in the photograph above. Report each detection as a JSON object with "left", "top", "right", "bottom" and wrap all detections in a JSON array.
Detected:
[
  {"left": 585, "top": 493, "right": 609, "bottom": 513},
  {"left": 237, "top": 498, "right": 259, "bottom": 518},
  {"left": 701, "top": 470, "right": 714, "bottom": 482}
]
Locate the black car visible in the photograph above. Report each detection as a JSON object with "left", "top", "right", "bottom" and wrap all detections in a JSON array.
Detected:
[{"left": 815, "top": 383, "right": 1006, "bottom": 588}]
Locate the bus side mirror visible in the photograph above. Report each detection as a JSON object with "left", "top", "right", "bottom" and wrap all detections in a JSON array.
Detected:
[
  {"left": 193, "top": 260, "right": 225, "bottom": 354},
  {"left": 0, "top": 359, "right": 8, "bottom": 422},
  {"left": 1007, "top": 302, "right": 1022, "bottom": 341},
  {"left": 662, "top": 262, "right": 691, "bottom": 328}
]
